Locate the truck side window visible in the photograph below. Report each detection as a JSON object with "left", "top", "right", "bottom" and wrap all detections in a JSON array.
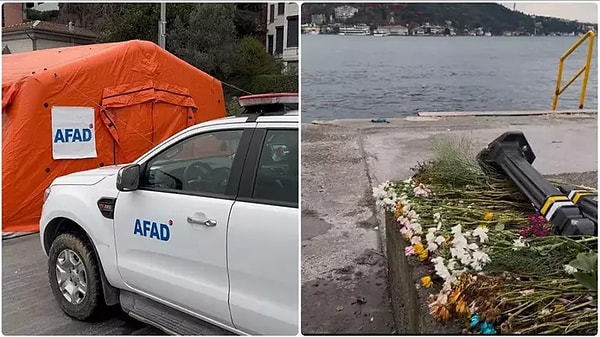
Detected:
[
  {"left": 141, "top": 129, "right": 244, "bottom": 195},
  {"left": 252, "top": 129, "right": 298, "bottom": 205}
]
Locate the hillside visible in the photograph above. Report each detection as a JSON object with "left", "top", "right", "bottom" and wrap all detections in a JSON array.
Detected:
[{"left": 302, "top": 3, "right": 596, "bottom": 35}]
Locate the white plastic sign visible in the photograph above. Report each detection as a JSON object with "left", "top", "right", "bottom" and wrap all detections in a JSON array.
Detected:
[{"left": 51, "top": 106, "right": 97, "bottom": 159}]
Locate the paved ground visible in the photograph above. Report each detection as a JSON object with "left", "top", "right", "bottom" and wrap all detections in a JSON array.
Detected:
[
  {"left": 2, "top": 234, "right": 164, "bottom": 335},
  {"left": 301, "top": 113, "right": 597, "bottom": 334}
]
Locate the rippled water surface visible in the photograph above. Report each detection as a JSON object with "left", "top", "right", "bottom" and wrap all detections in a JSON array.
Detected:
[{"left": 301, "top": 35, "right": 598, "bottom": 121}]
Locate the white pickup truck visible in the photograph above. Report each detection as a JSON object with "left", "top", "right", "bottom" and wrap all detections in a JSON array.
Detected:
[{"left": 39, "top": 94, "right": 299, "bottom": 335}]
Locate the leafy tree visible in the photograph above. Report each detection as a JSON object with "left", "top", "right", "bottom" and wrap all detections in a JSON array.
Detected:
[
  {"left": 167, "top": 4, "right": 239, "bottom": 82},
  {"left": 54, "top": 2, "right": 298, "bottom": 100},
  {"left": 24, "top": 9, "right": 59, "bottom": 22},
  {"left": 98, "top": 3, "right": 159, "bottom": 43},
  {"left": 57, "top": 3, "right": 116, "bottom": 31}
]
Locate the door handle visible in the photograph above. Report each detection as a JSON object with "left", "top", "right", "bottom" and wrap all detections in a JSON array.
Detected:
[{"left": 187, "top": 216, "right": 217, "bottom": 227}]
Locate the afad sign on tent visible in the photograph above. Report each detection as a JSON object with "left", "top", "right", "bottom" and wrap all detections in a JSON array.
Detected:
[{"left": 51, "top": 106, "right": 97, "bottom": 159}]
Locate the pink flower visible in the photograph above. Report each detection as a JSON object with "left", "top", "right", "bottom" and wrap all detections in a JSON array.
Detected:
[
  {"left": 405, "top": 246, "right": 415, "bottom": 256},
  {"left": 399, "top": 226, "right": 413, "bottom": 238},
  {"left": 411, "top": 236, "right": 422, "bottom": 244},
  {"left": 413, "top": 183, "right": 431, "bottom": 197}
]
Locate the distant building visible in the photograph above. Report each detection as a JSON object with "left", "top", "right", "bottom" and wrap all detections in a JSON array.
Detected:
[
  {"left": 2, "top": 3, "right": 23, "bottom": 27},
  {"left": 311, "top": 14, "right": 325, "bottom": 25},
  {"left": 266, "top": 2, "right": 299, "bottom": 74},
  {"left": 410, "top": 24, "right": 447, "bottom": 36},
  {"left": 2, "top": 2, "right": 59, "bottom": 27},
  {"left": 334, "top": 5, "right": 358, "bottom": 21},
  {"left": 379, "top": 25, "right": 408, "bottom": 36},
  {"left": 2, "top": 20, "right": 98, "bottom": 54}
]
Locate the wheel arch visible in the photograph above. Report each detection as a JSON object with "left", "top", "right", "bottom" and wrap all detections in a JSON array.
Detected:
[{"left": 44, "top": 217, "right": 120, "bottom": 306}]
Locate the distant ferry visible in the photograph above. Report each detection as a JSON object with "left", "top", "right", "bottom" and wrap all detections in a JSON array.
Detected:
[
  {"left": 338, "top": 25, "right": 370, "bottom": 36},
  {"left": 373, "top": 29, "right": 390, "bottom": 37}
]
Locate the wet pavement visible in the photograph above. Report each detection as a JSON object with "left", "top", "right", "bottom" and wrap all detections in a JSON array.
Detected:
[{"left": 2, "top": 234, "right": 164, "bottom": 335}]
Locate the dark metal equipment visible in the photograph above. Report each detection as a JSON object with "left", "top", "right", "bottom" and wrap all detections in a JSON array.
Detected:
[{"left": 477, "top": 131, "right": 596, "bottom": 236}]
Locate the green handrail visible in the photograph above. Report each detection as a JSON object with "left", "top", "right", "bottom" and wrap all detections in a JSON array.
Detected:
[{"left": 552, "top": 30, "right": 595, "bottom": 110}]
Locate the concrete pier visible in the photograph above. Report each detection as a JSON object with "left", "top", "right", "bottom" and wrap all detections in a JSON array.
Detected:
[{"left": 301, "top": 112, "right": 597, "bottom": 333}]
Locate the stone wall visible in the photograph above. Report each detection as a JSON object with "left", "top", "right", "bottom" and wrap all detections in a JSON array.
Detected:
[{"left": 384, "top": 212, "right": 461, "bottom": 334}]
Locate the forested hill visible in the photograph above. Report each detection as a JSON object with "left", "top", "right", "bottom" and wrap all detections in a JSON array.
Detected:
[{"left": 302, "top": 3, "right": 596, "bottom": 35}]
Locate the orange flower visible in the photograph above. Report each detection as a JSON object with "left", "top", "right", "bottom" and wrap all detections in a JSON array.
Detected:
[
  {"left": 421, "top": 276, "right": 433, "bottom": 288},
  {"left": 484, "top": 212, "right": 494, "bottom": 221},
  {"left": 430, "top": 302, "right": 452, "bottom": 321},
  {"left": 448, "top": 288, "right": 462, "bottom": 304},
  {"left": 455, "top": 299, "right": 470, "bottom": 316},
  {"left": 394, "top": 203, "right": 404, "bottom": 218}
]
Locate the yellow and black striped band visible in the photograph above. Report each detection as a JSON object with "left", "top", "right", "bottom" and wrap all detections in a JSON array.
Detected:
[
  {"left": 539, "top": 195, "right": 571, "bottom": 216},
  {"left": 567, "top": 190, "right": 596, "bottom": 204}
]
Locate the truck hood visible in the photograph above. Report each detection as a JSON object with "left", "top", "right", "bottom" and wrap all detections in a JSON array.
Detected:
[{"left": 52, "top": 165, "right": 128, "bottom": 186}]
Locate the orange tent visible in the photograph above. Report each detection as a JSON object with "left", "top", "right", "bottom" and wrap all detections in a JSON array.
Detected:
[{"left": 2, "top": 40, "right": 226, "bottom": 233}]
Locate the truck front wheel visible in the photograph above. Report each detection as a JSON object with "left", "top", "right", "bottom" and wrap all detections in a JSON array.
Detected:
[{"left": 48, "top": 233, "right": 104, "bottom": 320}]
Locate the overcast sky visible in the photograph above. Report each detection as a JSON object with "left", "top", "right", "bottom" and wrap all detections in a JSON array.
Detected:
[{"left": 499, "top": 2, "right": 598, "bottom": 23}]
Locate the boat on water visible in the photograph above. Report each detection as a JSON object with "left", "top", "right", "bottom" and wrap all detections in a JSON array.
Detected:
[
  {"left": 338, "top": 25, "right": 370, "bottom": 36},
  {"left": 373, "top": 29, "right": 390, "bottom": 37}
]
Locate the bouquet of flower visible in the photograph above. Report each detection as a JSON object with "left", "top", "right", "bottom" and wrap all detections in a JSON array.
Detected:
[{"left": 373, "top": 136, "right": 597, "bottom": 334}]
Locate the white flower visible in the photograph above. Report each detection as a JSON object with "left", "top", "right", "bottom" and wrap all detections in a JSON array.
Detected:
[
  {"left": 541, "top": 308, "right": 552, "bottom": 316},
  {"left": 425, "top": 230, "right": 436, "bottom": 244},
  {"left": 447, "top": 258, "right": 458, "bottom": 271},
  {"left": 452, "top": 235, "right": 468, "bottom": 250},
  {"left": 512, "top": 236, "right": 527, "bottom": 250},
  {"left": 467, "top": 243, "right": 479, "bottom": 251},
  {"left": 407, "top": 209, "right": 418, "bottom": 219},
  {"left": 451, "top": 224, "right": 462, "bottom": 235},
  {"left": 473, "top": 226, "right": 489, "bottom": 243},
  {"left": 403, "top": 178, "right": 412, "bottom": 184},
  {"left": 465, "top": 230, "right": 472, "bottom": 237},
  {"left": 473, "top": 251, "right": 490, "bottom": 264},
  {"left": 564, "top": 264, "right": 578, "bottom": 274},
  {"left": 427, "top": 242, "right": 439, "bottom": 252},
  {"left": 450, "top": 247, "right": 462, "bottom": 258},
  {"left": 459, "top": 254, "right": 472, "bottom": 266},
  {"left": 412, "top": 221, "right": 423, "bottom": 235},
  {"left": 434, "top": 260, "right": 451, "bottom": 280},
  {"left": 410, "top": 236, "right": 422, "bottom": 244},
  {"left": 442, "top": 279, "right": 452, "bottom": 293},
  {"left": 435, "top": 235, "right": 446, "bottom": 245},
  {"left": 433, "top": 212, "right": 441, "bottom": 219}
]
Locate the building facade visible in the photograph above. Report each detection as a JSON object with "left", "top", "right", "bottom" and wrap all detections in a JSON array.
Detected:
[
  {"left": 3, "top": 20, "right": 98, "bottom": 54},
  {"left": 2, "top": 2, "right": 59, "bottom": 27},
  {"left": 334, "top": 5, "right": 358, "bottom": 21},
  {"left": 266, "top": 2, "right": 298, "bottom": 74}
]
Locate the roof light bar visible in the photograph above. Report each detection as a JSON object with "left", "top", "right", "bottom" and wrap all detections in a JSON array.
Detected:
[{"left": 238, "top": 93, "right": 298, "bottom": 107}]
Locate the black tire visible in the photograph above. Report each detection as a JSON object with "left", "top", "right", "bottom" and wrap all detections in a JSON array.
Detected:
[{"left": 48, "top": 233, "right": 105, "bottom": 320}]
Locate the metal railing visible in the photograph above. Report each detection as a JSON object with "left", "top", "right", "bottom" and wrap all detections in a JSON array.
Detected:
[{"left": 552, "top": 30, "right": 595, "bottom": 110}]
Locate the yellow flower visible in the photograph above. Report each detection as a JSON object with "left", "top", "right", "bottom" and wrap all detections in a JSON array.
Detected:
[
  {"left": 484, "top": 212, "right": 494, "bottom": 221},
  {"left": 455, "top": 299, "right": 470, "bottom": 316},
  {"left": 413, "top": 242, "right": 425, "bottom": 255},
  {"left": 448, "top": 288, "right": 462, "bottom": 304},
  {"left": 418, "top": 250, "right": 429, "bottom": 261},
  {"left": 394, "top": 203, "right": 404, "bottom": 219},
  {"left": 421, "top": 276, "right": 433, "bottom": 288}
]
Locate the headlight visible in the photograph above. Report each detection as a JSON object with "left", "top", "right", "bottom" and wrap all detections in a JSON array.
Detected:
[{"left": 44, "top": 187, "right": 52, "bottom": 202}]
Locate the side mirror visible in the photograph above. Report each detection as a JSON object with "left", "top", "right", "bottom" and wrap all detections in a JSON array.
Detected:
[{"left": 117, "top": 164, "right": 140, "bottom": 191}]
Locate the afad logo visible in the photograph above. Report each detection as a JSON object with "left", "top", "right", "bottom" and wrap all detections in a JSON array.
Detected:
[
  {"left": 133, "top": 218, "right": 172, "bottom": 242},
  {"left": 54, "top": 126, "right": 93, "bottom": 143}
]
